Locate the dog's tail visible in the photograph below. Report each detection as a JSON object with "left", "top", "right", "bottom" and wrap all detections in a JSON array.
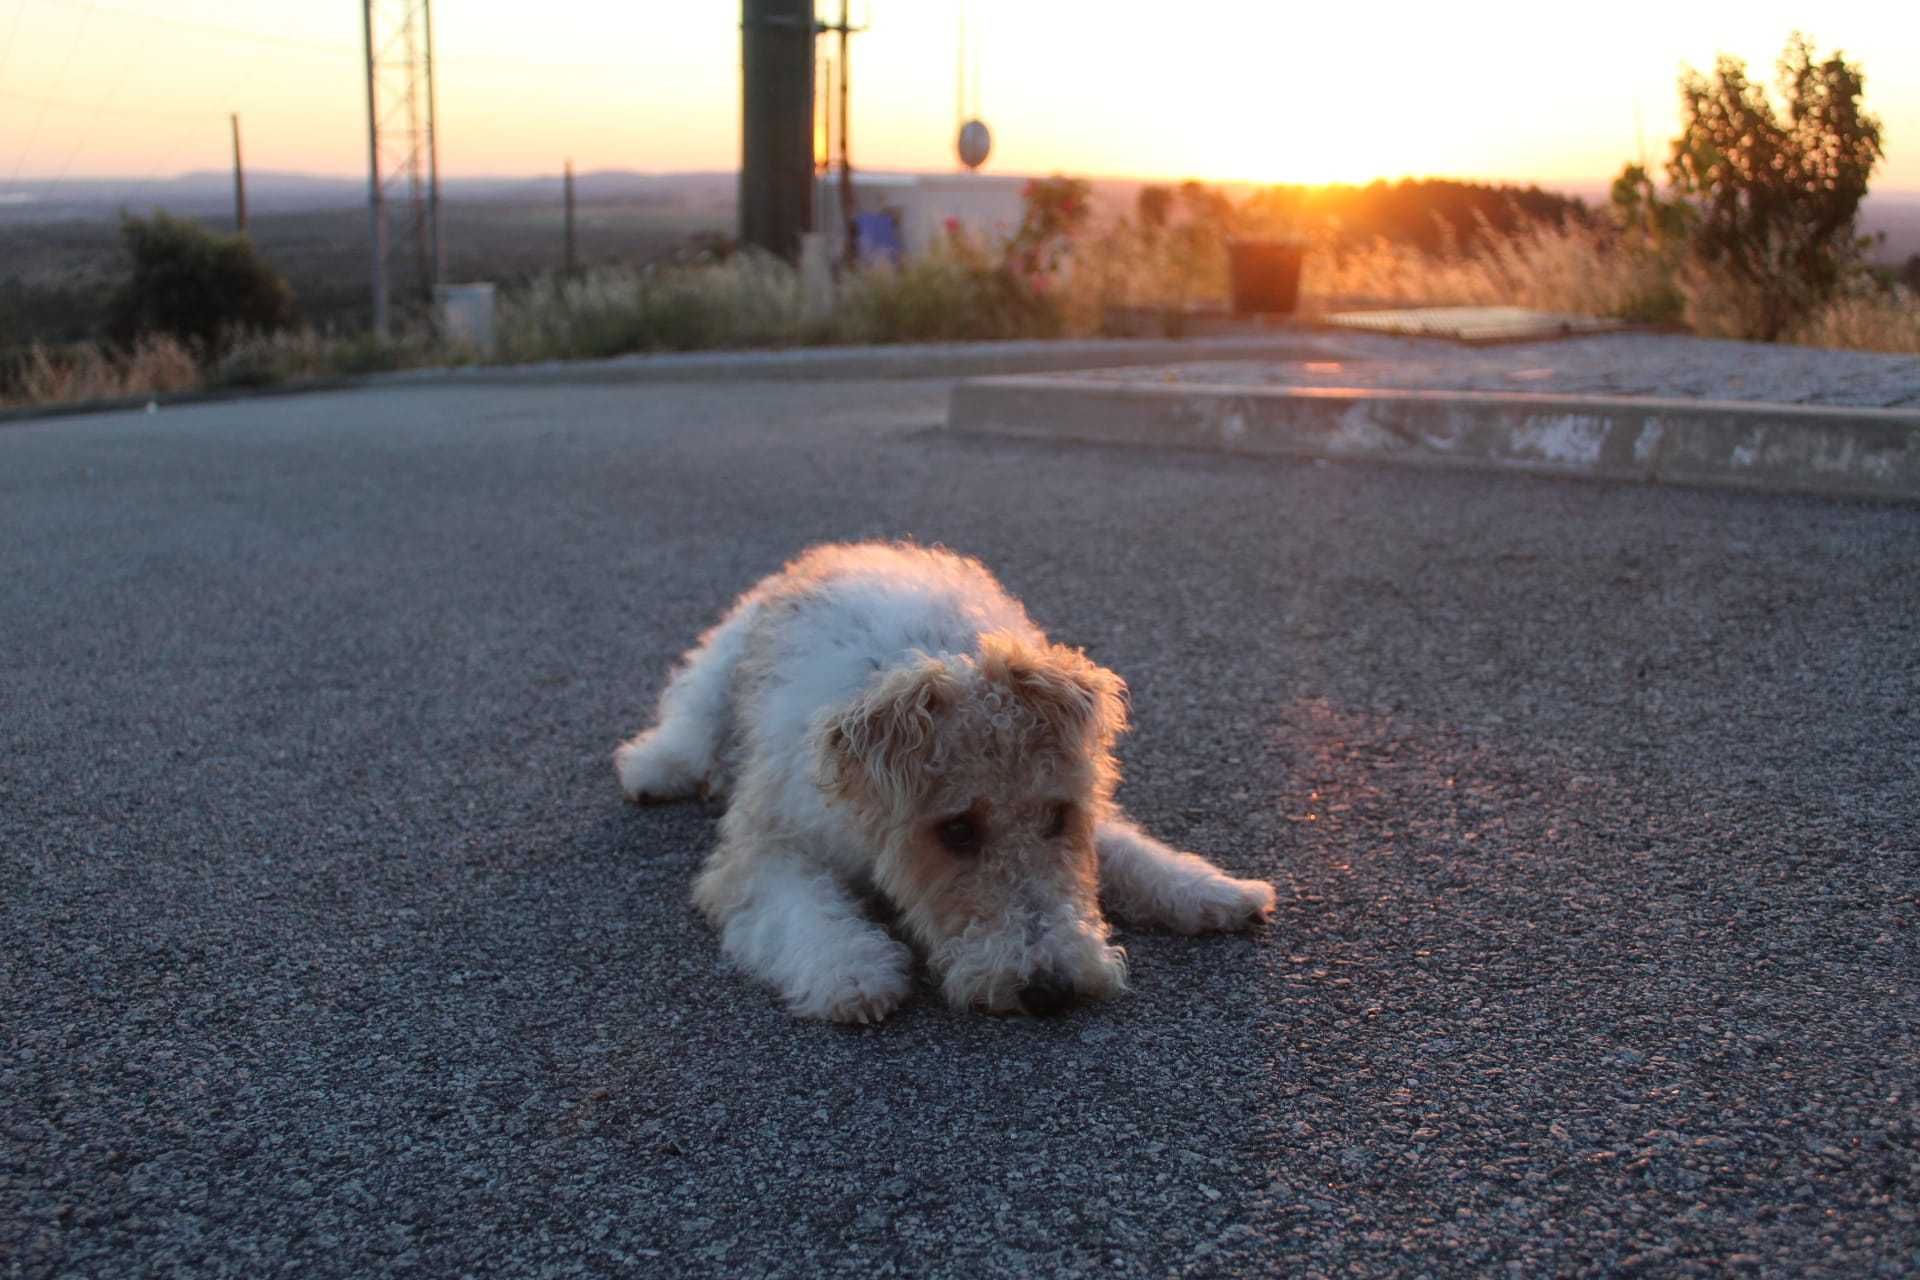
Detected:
[{"left": 615, "top": 599, "right": 761, "bottom": 803}]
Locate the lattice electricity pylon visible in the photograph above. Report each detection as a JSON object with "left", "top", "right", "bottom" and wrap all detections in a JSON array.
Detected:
[{"left": 360, "top": 0, "right": 442, "bottom": 335}]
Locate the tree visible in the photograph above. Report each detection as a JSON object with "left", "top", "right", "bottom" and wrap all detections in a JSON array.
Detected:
[
  {"left": 1135, "top": 184, "right": 1173, "bottom": 235},
  {"left": 108, "top": 212, "right": 295, "bottom": 352},
  {"left": 1006, "top": 177, "right": 1091, "bottom": 284},
  {"left": 1666, "top": 33, "right": 1882, "bottom": 340},
  {"left": 1607, "top": 163, "right": 1691, "bottom": 247}
]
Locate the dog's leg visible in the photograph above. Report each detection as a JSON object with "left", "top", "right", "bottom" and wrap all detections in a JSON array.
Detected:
[
  {"left": 693, "top": 844, "right": 914, "bottom": 1024},
  {"left": 615, "top": 600, "right": 760, "bottom": 802},
  {"left": 1095, "top": 816, "right": 1277, "bottom": 933}
]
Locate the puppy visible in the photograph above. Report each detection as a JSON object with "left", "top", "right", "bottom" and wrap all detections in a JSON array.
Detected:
[{"left": 616, "top": 542, "right": 1275, "bottom": 1022}]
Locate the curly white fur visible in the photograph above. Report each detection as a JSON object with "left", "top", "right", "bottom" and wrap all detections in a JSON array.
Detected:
[{"left": 616, "top": 542, "right": 1276, "bottom": 1023}]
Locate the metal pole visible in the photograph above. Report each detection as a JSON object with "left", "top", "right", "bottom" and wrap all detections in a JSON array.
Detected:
[
  {"left": 837, "top": 0, "right": 853, "bottom": 267},
  {"left": 400, "top": 5, "right": 430, "bottom": 306},
  {"left": 956, "top": 9, "right": 965, "bottom": 137},
  {"left": 740, "top": 0, "right": 814, "bottom": 260},
  {"left": 362, "top": 0, "right": 388, "bottom": 337},
  {"left": 822, "top": 56, "right": 834, "bottom": 245},
  {"left": 564, "top": 159, "right": 577, "bottom": 277},
  {"left": 230, "top": 113, "right": 247, "bottom": 234},
  {"left": 423, "top": 0, "right": 443, "bottom": 289}
]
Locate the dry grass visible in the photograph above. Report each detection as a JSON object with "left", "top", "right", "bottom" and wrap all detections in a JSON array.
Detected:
[
  {"left": 494, "top": 244, "right": 1063, "bottom": 361},
  {"left": 0, "top": 326, "right": 459, "bottom": 410},
  {"left": 1785, "top": 287, "right": 1920, "bottom": 355},
  {"left": 1297, "top": 222, "right": 1684, "bottom": 323},
  {"left": 210, "top": 326, "right": 454, "bottom": 386},
  {"left": 494, "top": 254, "right": 808, "bottom": 363},
  {"left": 8, "top": 215, "right": 1915, "bottom": 412},
  {"left": 2, "top": 335, "right": 200, "bottom": 408},
  {"left": 1052, "top": 215, "right": 1691, "bottom": 333},
  {"left": 1066, "top": 211, "right": 1920, "bottom": 355},
  {"left": 1055, "top": 220, "right": 1231, "bottom": 333}
]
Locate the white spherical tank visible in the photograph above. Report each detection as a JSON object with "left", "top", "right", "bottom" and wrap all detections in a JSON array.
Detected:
[{"left": 957, "top": 119, "right": 992, "bottom": 171}]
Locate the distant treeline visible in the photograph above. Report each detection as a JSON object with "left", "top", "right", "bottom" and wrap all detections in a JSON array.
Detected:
[{"left": 1238, "top": 179, "right": 1591, "bottom": 254}]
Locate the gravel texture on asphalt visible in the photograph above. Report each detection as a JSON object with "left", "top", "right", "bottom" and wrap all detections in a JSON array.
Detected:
[
  {"left": 1074, "top": 330, "right": 1920, "bottom": 408},
  {"left": 4, "top": 378, "right": 1917, "bottom": 1278}
]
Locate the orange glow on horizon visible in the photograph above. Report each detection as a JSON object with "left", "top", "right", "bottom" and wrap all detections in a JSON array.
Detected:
[{"left": 0, "top": 1, "right": 1912, "bottom": 196}]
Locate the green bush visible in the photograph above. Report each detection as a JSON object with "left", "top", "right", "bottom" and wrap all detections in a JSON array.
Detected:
[
  {"left": 832, "top": 241, "right": 1060, "bottom": 344},
  {"left": 495, "top": 253, "right": 805, "bottom": 363},
  {"left": 1666, "top": 33, "right": 1883, "bottom": 340},
  {"left": 107, "top": 212, "right": 295, "bottom": 352}
]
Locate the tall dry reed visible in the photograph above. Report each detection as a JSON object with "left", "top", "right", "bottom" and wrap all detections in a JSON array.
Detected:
[{"left": 2, "top": 335, "right": 200, "bottom": 408}]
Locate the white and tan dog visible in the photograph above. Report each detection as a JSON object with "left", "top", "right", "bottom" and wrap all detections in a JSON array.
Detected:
[{"left": 615, "top": 542, "right": 1276, "bottom": 1022}]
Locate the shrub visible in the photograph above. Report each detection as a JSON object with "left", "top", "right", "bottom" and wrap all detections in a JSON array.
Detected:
[
  {"left": 107, "top": 212, "right": 295, "bottom": 353},
  {"left": 495, "top": 252, "right": 805, "bottom": 363},
  {"left": 1005, "top": 176, "right": 1092, "bottom": 284},
  {"left": 832, "top": 236, "right": 1060, "bottom": 343},
  {"left": 1666, "top": 33, "right": 1883, "bottom": 340}
]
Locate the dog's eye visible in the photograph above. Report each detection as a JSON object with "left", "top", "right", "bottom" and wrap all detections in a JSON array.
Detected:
[
  {"left": 936, "top": 816, "right": 981, "bottom": 855},
  {"left": 1043, "top": 802, "right": 1073, "bottom": 839}
]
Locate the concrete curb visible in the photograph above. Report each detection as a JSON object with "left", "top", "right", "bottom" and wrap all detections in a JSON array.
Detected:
[
  {"left": 371, "top": 333, "right": 1333, "bottom": 389},
  {"left": 0, "top": 334, "right": 1332, "bottom": 427},
  {"left": 948, "top": 375, "right": 1920, "bottom": 503}
]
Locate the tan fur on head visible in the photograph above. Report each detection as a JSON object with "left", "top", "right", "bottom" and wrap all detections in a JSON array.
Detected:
[
  {"left": 815, "top": 632, "right": 1129, "bottom": 827},
  {"left": 815, "top": 655, "right": 964, "bottom": 824},
  {"left": 809, "top": 632, "right": 1136, "bottom": 1012},
  {"left": 978, "top": 632, "right": 1129, "bottom": 761}
]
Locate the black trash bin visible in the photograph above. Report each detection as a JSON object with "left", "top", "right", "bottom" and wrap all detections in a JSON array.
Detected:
[{"left": 1227, "top": 238, "right": 1305, "bottom": 316}]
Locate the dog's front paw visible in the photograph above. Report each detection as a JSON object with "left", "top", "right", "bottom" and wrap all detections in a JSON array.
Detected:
[
  {"left": 822, "top": 983, "right": 909, "bottom": 1026},
  {"left": 801, "top": 966, "right": 913, "bottom": 1026},
  {"left": 784, "top": 938, "right": 915, "bottom": 1026},
  {"left": 1174, "top": 875, "right": 1278, "bottom": 934}
]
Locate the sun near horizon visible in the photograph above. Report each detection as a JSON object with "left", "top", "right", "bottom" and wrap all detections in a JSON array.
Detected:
[{"left": 0, "top": 1, "right": 1914, "bottom": 197}]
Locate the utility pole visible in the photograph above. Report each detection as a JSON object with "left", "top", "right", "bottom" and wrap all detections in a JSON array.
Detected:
[
  {"left": 818, "top": 55, "right": 833, "bottom": 237},
  {"left": 817, "top": 0, "right": 865, "bottom": 267},
  {"left": 564, "top": 159, "right": 577, "bottom": 277},
  {"left": 739, "top": 0, "right": 815, "bottom": 261},
  {"left": 423, "top": 0, "right": 443, "bottom": 289},
  {"left": 361, "top": 0, "right": 387, "bottom": 336},
  {"left": 822, "top": 56, "right": 834, "bottom": 176},
  {"left": 361, "top": 0, "right": 441, "bottom": 334},
  {"left": 229, "top": 113, "right": 247, "bottom": 235}
]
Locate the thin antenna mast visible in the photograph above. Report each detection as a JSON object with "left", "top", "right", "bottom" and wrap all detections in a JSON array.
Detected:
[
  {"left": 230, "top": 113, "right": 247, "bottom": 234},
  {"left": 957, "top": 8, "right": 966, "bottom": 134},
  {"left": 816, "top": 1, "right": 866, "bottom": 266},
  {"left": 361, "top": 0, "right": 442, "bottom": 333}
]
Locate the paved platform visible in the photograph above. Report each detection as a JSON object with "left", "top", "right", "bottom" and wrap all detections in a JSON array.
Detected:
[
  {"left": 950, "top": 331, "right": 1920, "bottom": 502},
  {"left": 1322, "top": 306, "right": 1628, "bottom": 342}
]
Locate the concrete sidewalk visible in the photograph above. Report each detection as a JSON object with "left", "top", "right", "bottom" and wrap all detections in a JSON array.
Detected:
[{"left": 948, "top": 331, "right": 1920, "bottom": 502}]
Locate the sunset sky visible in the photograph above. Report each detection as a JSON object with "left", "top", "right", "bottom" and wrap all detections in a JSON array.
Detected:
[{"left": 1, "top": 0, "right": 1915, "bottom": 195}]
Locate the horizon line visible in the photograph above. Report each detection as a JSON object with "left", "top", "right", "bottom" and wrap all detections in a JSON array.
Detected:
[{"left": 8, "top": 168, "right": 1920, "bottom": 201}]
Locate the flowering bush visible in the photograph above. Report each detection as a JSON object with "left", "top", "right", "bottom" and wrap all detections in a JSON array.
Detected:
[{"left": 1004, "top": 177, "right": 1092, "bottom": 288}]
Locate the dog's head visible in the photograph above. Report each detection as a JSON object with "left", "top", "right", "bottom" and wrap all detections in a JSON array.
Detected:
[{"left": 813, "top": 632, "right": 1131, "bottom": 1014}]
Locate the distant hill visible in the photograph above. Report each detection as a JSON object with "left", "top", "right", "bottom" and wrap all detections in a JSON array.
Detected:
[
  {"left": 9, "top": 167, "right": 1915, "bottom": 263},
  {"left": 1860, "top": 196, "right": 1920, "bottom": 264},
  {"left": 0, "top": 170, "right": 739, "bottom": 223}
]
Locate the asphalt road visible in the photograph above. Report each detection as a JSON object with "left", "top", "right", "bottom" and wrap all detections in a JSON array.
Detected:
[{"left": 4, "top": 375, "right": 1916, "bottom": 1278}]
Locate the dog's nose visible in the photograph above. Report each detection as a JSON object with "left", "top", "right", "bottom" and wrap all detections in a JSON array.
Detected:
[{"left": 1017, "top": 975, "right": 1077, "bottom": 1016}]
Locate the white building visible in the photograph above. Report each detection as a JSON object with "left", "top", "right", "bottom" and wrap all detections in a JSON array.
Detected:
[{"left": 814, "top": 172, "right": 1027, "bottom": 261}]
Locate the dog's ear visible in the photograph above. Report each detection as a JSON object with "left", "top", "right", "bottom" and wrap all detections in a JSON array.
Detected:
[
  {"left": 996, "top": 640, "right": 1130, "bottom": 751},
  {"left": 816, "top": 657, "right": 960, "bottom": 815}
]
